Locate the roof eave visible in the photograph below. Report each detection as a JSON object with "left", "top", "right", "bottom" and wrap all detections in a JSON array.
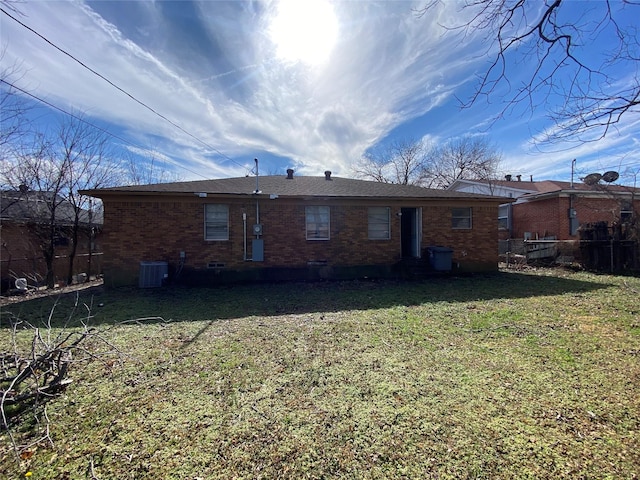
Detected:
[
  {"left": 519, "top": 188, "right": 636, "bottom": 202},
  {"left": 80, "top": 189, "right": 508, "bottom": 202}
]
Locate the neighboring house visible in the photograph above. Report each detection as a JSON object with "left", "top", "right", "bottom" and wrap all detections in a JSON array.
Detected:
[
  {"left": 80, "top": 170, "right": 507, "bottom": 287},
  {"left": 448, "top": 176, "right": 639, "bottom": 241},
  {"left": 0, "top": 190, "right": 102, "bottom": 291}
]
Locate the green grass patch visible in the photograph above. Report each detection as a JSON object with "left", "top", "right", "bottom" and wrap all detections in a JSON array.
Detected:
[{"left": 1, "top": 269, "right": 639, "bottom": 479}]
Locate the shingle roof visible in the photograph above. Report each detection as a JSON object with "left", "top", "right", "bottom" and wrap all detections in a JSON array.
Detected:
[
  {"left": 465, "top": 178, "right": 638, "bottom": 195},
  {"left": 526, "top": 180, "right": 639, "bottom": 194},
  {"left": 0, "top": 191, "right": 101, "bottom": 226},
  {"left": 81, "top": 175, "right": 506, "bottom": 201}
]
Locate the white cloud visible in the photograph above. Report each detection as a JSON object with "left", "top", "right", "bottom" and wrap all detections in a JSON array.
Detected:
[
  {"left": 4, "top": 1, "right": 483, "bottom": 175},
  {"left": 3, "top": 0, "right": 637, "bottom": 183}
]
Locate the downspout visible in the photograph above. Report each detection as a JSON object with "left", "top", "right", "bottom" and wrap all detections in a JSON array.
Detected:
[
  {"left": 256, "top": 200, "right": 260, "bottom": 230},
  {"left": 397, "top": 210, "right": 403, "bottom": 260},
  {"left": 243, "top": 212, "right": 247, "bottom": 261}
]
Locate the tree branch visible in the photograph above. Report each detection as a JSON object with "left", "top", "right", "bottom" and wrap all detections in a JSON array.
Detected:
[{"left": 418, "top": 0, "right": 640, "bottom": 143}]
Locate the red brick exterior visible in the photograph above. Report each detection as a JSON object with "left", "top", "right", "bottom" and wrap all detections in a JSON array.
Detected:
[
  {"left": 0, "top": 222, "right": 101, "bottom": 290},
  {"left": 512, "top": 194, "right": 639, "bottom": 240},
  {"left": 99, "top": 194, "right": 500, "bottom": 286}
]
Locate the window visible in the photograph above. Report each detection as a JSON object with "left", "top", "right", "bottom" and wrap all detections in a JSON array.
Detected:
[
  {"left": 621, "top": 201, "right": 634, "bottom": 222},
  {"left": 204, "top": 204, "right": 229, "bottom": 240},
  {"left": 306, "top": 206, "right": 330, "bottom": 240},
  {"left": 452, "top": 207, "right": 472, "bottom": 229},
  {"left": 54, "top": 235, "right": 70, "bottom": 246},
  {"left": 498, "top": 204, "right": 510, "bottom": 230},
  {"left": 368, "top": 207, "right": 390, "bottom": 240}
]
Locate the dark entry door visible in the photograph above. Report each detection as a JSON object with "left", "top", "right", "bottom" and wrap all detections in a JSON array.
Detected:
[{"left": 401, "top": 207, "right": 421, "bottom": 258}]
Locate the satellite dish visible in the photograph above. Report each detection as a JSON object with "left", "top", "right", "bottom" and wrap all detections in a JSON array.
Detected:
[
  {"left": 601, "top": 171, "right": 619, "bottom": 183},
  {"left": 583, "top": 173, "right": 602, "bottom": 185}
]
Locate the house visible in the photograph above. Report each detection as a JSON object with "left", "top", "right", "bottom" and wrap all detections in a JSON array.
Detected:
[
  {"left": 80, "top": 170, "right": 507, "bottom": 287},
  {"left": 448, "top": 176, "right": 639, "bottom": 241},
  {"left": 0, "top": 190, "right": 102, "bottom": 291}
]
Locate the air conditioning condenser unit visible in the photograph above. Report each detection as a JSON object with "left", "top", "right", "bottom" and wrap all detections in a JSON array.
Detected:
[{"left": 139, "top": 261, "right": 168, "bottom": 288}]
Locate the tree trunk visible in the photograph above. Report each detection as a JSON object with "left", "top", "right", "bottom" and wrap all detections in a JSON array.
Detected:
[
  {"left": 43, "top": 250, "right": 55, "bottom": 288},
  {"left": 44, "top": 221, "right": 56, "bottom": 288}
]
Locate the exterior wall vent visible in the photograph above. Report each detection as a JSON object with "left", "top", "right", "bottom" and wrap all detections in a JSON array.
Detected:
[
  {"left": 307, "top": 260, "right": 328, "bottom": 266},
  {"left": 207, "top": 262, "right": 226, "bottom": 269},
  {"left": 139, "top": 261, "right": 168, "bottom": 288}
]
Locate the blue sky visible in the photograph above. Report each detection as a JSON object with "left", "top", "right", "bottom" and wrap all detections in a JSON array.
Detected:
[{"left": 1, "top": 0, "right": 639, "bottom": 185}]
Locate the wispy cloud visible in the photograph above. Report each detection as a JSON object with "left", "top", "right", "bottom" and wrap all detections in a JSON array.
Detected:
[{"left": 2, "top": 0, "right": 638, "bottom": 182}]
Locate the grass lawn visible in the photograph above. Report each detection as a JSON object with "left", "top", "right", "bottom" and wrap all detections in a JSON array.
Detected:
[{"left": 1, "top": 268, "right": 639, "bottom": 479}]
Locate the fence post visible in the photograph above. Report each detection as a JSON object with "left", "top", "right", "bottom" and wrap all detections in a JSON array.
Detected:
[{"left": 610, "top": 237, "right": 614, "bottom": 273}]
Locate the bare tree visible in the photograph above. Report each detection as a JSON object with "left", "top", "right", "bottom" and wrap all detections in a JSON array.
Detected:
[
  {"left": 425, "top": 137, "right": 502, "bottom": 189},
  {"left": 355, "top": 136, "right": 501, "bottom": 189},
  {"left": 123, "top": 150, "right": 181, "bottom": 185},
  {"left": 354, "top": 138, "right": 431, "bottom": 185},
  {"left": 1, "top": 116, "right": 120, "bottom": 287},
  {"left": 2, "top": 133, "right": 69, "bottom": 288},
  {"left": 418, "top": 0, "right": 640, "bottom": 143},
  {"left": 58, "top": 117, "right": 116, "bottom": 285},
  {"left": 0, "top": 48, "right": 32, "bottom": 160}
]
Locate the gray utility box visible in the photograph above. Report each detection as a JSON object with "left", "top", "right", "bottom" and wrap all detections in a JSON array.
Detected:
[
  {"left": 252, "top": 239, "right": 264, "bottom": 262},
  {"left": 427, "top": 246, "right": 453, "bottom": 271},
  {"left": 139, "top": 261, "right": 168, "bottom": 288}
]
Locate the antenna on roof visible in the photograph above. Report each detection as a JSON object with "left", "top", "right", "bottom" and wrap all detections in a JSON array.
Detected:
[{"left": 253, "top": 158, "right": 261, "bottom": 194}]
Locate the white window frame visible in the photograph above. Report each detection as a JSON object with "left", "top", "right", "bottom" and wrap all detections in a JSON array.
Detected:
[
  {"left": 204, "top": 204, "right": 229, "bottom": 241},
  {"left": 306, "top": 206, "right": 330, "bottom": 240},
  {"left": 452, "top": 207, "right": 472, "bottom": 230},
  {"left": 368, "top": 207, "right": 391, "bottom": 240}
]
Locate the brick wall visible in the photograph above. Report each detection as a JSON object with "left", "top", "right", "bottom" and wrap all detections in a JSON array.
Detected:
[
  {"left": 422, "top": 203, "right": 499, "bottom": 271},
  {"left": 100, "top": 194, "right": 500, "bottom": 285},
  {"left": 512, "top": 195, "right": 639, "bottom": 240},
  {"left": 512, "top": 197, "right": 561, "bottom": 239}
]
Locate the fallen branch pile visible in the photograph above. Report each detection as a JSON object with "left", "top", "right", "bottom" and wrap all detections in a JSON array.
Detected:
[
  {"left": 1, "top": 327, "right": 93, "bottom": 419},
  {"left": 0, "top": 293, "right": 121, "bottom": 465}
]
